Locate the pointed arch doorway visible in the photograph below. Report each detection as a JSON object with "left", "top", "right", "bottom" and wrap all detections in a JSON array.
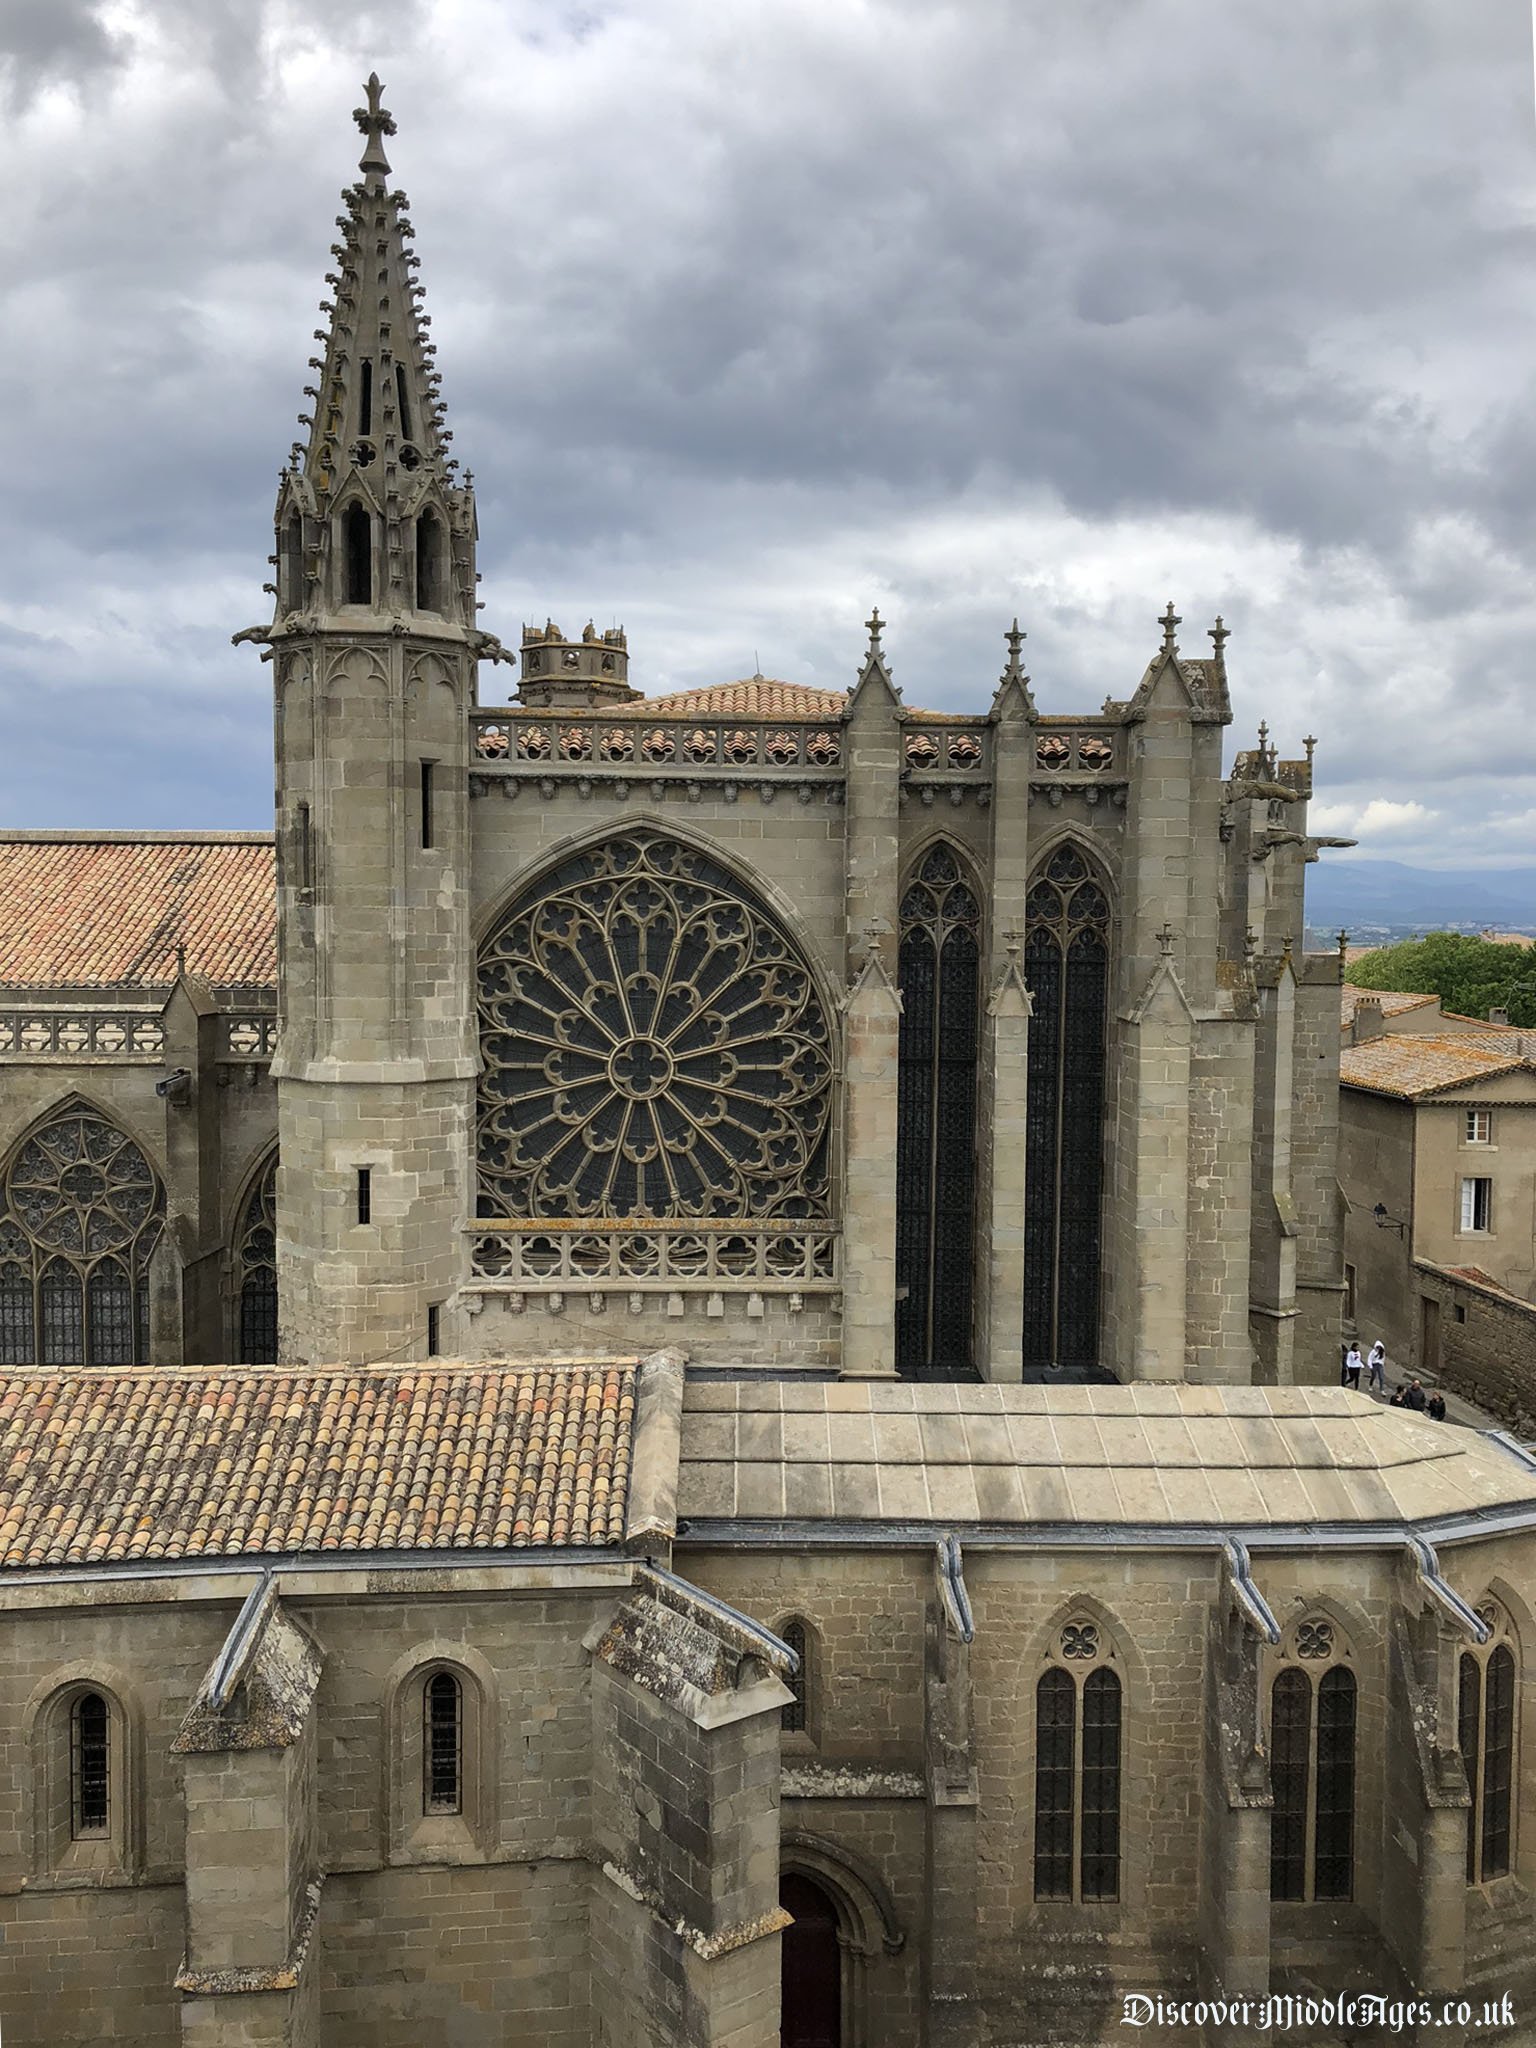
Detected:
[{"left": 780, "top": 1872, "right": 842, "bottom": 2048}]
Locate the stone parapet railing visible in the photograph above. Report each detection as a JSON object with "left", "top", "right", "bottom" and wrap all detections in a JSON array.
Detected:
[
  {"left": 471, "top": 712, "right": 846, "bottom": 775},
  {"left": 0, "top": 1009, "right": 166, "bottom": 1060},
  {"left": 220, "top": 1014, "right": 279, "bottom": 1060},
  {"left": 468, "top": 1221, "right": 839, "bottom": 1292}
]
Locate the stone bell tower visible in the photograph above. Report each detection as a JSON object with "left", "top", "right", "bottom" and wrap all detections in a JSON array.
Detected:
[{"left": 238, "top": 76, "right": 495, "bottom": 1364}]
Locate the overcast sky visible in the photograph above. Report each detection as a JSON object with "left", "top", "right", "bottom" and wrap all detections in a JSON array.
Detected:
[{"left": 2, "top": 1, "right": 1534, "bottom": 869}]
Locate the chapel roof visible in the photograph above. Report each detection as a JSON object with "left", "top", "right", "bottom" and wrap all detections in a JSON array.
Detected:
[
  {"left": 642, "top": 677, "right": 847, "bottom": 719},
  {"left": 1338, "top": 1031, "right": 1534, "bottom": 1101},
  {"left": 0, "top": 834, "right": 277, "bottom": 990},
  {"left": 0, "top": 1360, "right": 636, "bottom": 1570},
  {"left": 676, "top": 1380, "right": 1536, "bottom": 1534}
]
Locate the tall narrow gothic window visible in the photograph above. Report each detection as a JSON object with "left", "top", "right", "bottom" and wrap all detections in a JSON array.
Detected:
[
  {"left": 71, "top": 1692, "right": 110, "bottom": 1838},
  {"left": 280, "top": 512, "right": 304, "bottom": 611},
  {"left": 1034, "top": 1619, "right": 1122, "bottom": 1903},
  {"left": 1270, "top": 1624, "right": 1356, "bottom": 1901},
  {"left": 780, "top": 1618, "right": 810, "bottom": 1735},
  {"left": 896, "top": 846, "right": 980, "bottom": 1378},
  {"left": 236, "top": 1156, "right": 278, "bottom": 1365},
  {"left": 1460, "top": 1605, "right": 1519, "bottom": 1884},
  {"left": 477, "top": 833, "right": 833, "bottom": 1220},
  {"left": 415, "top": 510, "right": 444, "bottom": 613},
  {"left": 1023, "top": 845, "right": 1110, "bottom": 1378},
  {"left": 343, "top": 502, "right": 372, "bottom": 605},
  {"left": 424, "top": 1671, "right": 463, "bottom": 1815},
  {"left": 0, "top": 1108, "right": 164, "bottom": 1367}
]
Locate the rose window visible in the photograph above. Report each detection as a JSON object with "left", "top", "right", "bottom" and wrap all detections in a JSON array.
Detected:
[{"left": 477, "top": 833, "right": 833, "bottom": 1219}]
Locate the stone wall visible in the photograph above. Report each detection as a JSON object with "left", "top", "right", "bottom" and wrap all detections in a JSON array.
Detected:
[{"left": 1412, "top": 1261, "right": 1536, "bottom": 1434}]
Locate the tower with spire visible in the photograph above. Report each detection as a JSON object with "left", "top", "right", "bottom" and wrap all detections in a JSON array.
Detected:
[{"left": 240, "top": 76, "right": 489, "bottom": 1364}]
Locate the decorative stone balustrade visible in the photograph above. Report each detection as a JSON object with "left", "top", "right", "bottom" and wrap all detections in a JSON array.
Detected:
[
  {"left": 221, "top": 1015, "right": 279, "bottom": 1060},
  {"left": 468, "top": 1221, "right": 839, "bottom": 1291},
  {"left": 471, "top": 712, "right": 845, "bottom": 775},
  {"left": 1031, "top": 724, "right": 1122, "bottom": 774},
  {"left": 901, "top": 724, "right": 990, "bottom": 774},
  {"left": 0, "top": 1010, "right": 166, "bottom": 1059}
]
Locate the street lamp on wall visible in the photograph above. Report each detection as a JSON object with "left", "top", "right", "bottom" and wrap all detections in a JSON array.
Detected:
[{"left": 1371, "top": 1203, "right": 1408, "bottom": 1239}]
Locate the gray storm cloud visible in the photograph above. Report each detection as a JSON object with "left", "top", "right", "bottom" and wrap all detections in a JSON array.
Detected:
[{"left": 1, "top": 0, "right": 1533, "bottom": 865}]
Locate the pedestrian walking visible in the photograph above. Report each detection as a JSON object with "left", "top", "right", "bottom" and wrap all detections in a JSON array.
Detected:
[
  {"left": 1343, "top": 1342, "right": 1364, "bottom": 1391},
  {"left": 1366, "top": 1340, "right": 1387, "bottom": 1395},
  {"left": 1404, "top": 1378, "right": 1428, "bottom": 1412}
]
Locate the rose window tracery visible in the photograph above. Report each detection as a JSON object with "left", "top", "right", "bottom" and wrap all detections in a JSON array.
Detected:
[
  {"left": 477, "top": 833, "right": 833, "bottom": 1219},
  {"left": 0, "top": 1105, "right": 164, "bottom": 1366}
]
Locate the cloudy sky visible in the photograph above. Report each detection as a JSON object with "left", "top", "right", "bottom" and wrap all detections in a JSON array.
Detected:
[{"left": 2, "top": 1, "right": 1534, "bottom": 868}]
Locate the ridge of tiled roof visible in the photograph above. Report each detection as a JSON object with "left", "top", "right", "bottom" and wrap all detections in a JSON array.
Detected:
[
  {"left": 1339, "top": 1032, "right": 1533, "bottom": 1100},
  {"left": 0, "top": 1360, "right": 637, "bottom": 1570},
  {"left": 0, "top": 837, "right": 277, "bottom": 989},
  {"left": 641, "top": 678, "right": 846, "bottom": 719}
]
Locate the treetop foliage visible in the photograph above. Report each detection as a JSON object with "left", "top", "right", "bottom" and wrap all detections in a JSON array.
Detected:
[{"left": 1348, "top": 932, "right": 1536, "bottom": 1029}]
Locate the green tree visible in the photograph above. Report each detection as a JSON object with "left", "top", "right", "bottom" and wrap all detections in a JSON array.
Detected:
[{"left": 1348, "top": 933, "right": 1536, "bottom": 1028}]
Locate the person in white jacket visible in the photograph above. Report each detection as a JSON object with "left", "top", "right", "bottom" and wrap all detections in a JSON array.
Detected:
[
  {"left": 1366, "top": 1339, "right": 1387, "bottom": 1395},
  {"left": 1343, "top": 1342, "right": 1365, "bottom": 1391}
]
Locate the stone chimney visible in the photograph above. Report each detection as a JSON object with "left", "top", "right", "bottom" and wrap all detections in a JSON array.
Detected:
[
  {"left": 1352, "top": 995, "right": 1386, "bottom": 1044},
  {"left": 516, "top": 620, "right": 640, "bottom": 710},
  {"left": 1489, "top": 1007, "right": 1511, "bottom": 1027}
]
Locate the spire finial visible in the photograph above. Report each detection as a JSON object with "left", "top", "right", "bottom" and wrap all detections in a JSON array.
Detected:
[
  {"left": 1156, "top": 923, "right": 1177, "bottom": 957},
  {"left": 1210, "top": 615, "right": 1229, "bottom": 662},
  {"left": 1303, "top": 734, "right": 1317, "bottom": 766},
  {"left": 354, "top": 72, "right": 396, "bottom": 182},
  {"left": 865, "top": 606, "right": 884, "bottom": 655},
  {"left": 1003, "top": 618, "right": 1027, "bottom": 674},
  {"left": 1337, "top": 929, "right": 1350, "bottom": 968},
  {"left": 1160, "top": 601, "right": 1180, "bottom": 654}
]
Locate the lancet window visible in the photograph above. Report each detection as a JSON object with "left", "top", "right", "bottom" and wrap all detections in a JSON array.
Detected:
[
  {"left": 235, "top": 1155, "right": 278, "bottom": 1365},
  {"left": 1022, "top": 844, "right": 1110, "bottom": 1378},
  {"left": 896, "top": 844, "right": 980, "bottom": 1378},
  {"left": 477, "top": 833, "right": 833, "bottom": 1221},
  {"left": 1460, "top": 1603, "right": 1519, "bottom": 1884},
  {"left": 1034, "top": 1617, "right": 1122, "bottom": 1902},
  {"left": 1270, "top": 1620, "right": 1356, "bottom": 1901},
  {"left": 0, "top": 1106, "right": 164, "bottom": 1367},
  {"left": 424, "top": 1671, "right": 463, "bottom": 1816}
]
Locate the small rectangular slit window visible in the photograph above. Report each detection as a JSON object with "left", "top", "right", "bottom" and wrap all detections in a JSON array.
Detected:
[
  {"left": 357, "top": 1167, "right": 372, "bottom": 1226},
  {"left": 421, "top": 761, "right": 435, "bottom": 849},
  {"left": 427, "top": 1303, "right": 441, "bottom": 1357},
  {"left": 297, "top": 801, "right": 314, "bottom": 895}
]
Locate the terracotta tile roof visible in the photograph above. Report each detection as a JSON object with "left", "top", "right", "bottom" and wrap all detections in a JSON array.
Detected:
[
  {"left": 1339, "top": 1032, "right": 1532, "bottom": 1100},
  {"left": 0, "top": 835, "right": 276, "bottom": 989},
  {"left": 0, "top": 1360, "right": 637, "bottom": 1569},
  {"left": 1340, "top": 984, "right": 1440, "bottom": 1027},
  {"left": 643, "top": 678, "right": 846, "bottom": 719}
]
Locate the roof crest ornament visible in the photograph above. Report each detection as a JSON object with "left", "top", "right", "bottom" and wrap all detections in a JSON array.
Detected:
[
  {"left": 1160, "top": 601, "right": 1180, "bottom": 655},
  {"left": 1209, "top": 615, "right": 1229, "bottom": 664},
  {"left": 865, "top": 607, "right": 884, "bottom": 657},
  {"left": 354, "top": 72, "right": 396, "bottom": 183}
]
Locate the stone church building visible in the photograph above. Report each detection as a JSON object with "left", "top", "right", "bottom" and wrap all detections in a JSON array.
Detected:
[{"left": 0, "top": 80, "right": 1534, "bottom": 2048}]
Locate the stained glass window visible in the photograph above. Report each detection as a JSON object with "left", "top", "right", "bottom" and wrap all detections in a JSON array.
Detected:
[
  {"left": 424, "top": 1671, "right": 463, "bottom": 1815},
  {"left": 477, "top": 834, "right": 833, "bottom": 1221},
  {"left": 1022, "top": 845, "right": 1109, "bottom": 1377},
  {"left": 897, "top": 845, "right": 980, "bottom": 1378},
  {"left": 1460, "top": 1608, "right": 1518, "bottom": 1884},
  {"left": 1035, "top": 1623, "right": 1122, "bottom": 1904},
  {"left": 1270, "top": 1637, "right": 1355, "bottom": 1902},
  {"left": 236, "top": 1156, "right": 278, "bottom": 1364},
  {"left": 0, "top": 1107, "right": 164, "bottom": 1366}
]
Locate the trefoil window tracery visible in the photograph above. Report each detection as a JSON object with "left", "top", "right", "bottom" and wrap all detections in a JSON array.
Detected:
[
  {"left": 1034, "top": 1615, "right": 1122, "bottom": 1903},
  {"left": 1460, "top": 1602, "right": 1518, "bottom": 1885},
  {"left": 1270, "top": 1617, "right": 1356, "bottom": 1902}
]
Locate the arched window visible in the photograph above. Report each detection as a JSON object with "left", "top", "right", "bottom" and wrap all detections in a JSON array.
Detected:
[
  {"left": 779, "top": 1618, "right": 811, "bottom": 1736},
  {"left": 343, "top": 502, "right": 372, "bottom": 606},
  {"left": 1270, "top": 1620, "right": 1356, "bottom": 1901},
  {"left": 415, "top": 509, "right": 445, "bottom": 613},
  {"left": 896, "top": 845, "right": 980, "bottom": 1379},
  {"left": 424, "top": 1671, "right": 462, "bottom": 1815},
  {"left": 1022, "top": 844, "right": 1110, "bottom": 1379},
  {"left": 280, "top": 511, "right": 304, "bottom": 611},
  {"left": 235, "top": 1156, "right": 278, "bottom": 1364},
  {"left": 1460, "top": 1604, "right": 1519, "bottom": 1884},
  {"left": 0, "top": 1107, "right": 164, "bottom": 1366},
  {"left": 1034, "top": 1617, "right": 1122, "bottom": 1902},
  {"left": 477, "top": 833, "right": 833, "bottom": 1220},
  {"left": 71, "top": 1692, "right": 110, "bottom": 1838}
]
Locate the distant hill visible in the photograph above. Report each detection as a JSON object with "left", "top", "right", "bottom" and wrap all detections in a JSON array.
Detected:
[{"left": 1306, "top": 859, "right": 1536, "bottom": 935}]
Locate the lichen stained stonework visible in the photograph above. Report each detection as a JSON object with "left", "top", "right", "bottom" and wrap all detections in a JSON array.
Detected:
[{"left": 477, "top": 833, "right": 833, "bottom": 1220}]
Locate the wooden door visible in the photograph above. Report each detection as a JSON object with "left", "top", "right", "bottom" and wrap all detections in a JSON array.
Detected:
[{"left": 1421, "top": 1295, "right": 1442, "bottom": 1377}]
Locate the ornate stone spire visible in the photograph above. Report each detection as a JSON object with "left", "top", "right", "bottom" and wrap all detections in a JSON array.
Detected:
[
  {"left": 1159, "top": 601, "right": 1180, "bottom": 656},
  {"left": 275, "top": 74, "right": 469, "bottom": 623}
]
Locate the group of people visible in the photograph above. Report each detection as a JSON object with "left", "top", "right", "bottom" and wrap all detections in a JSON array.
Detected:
[{"left": 1342, "top": 1340, "right": 1449, "bottom": 1421}]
